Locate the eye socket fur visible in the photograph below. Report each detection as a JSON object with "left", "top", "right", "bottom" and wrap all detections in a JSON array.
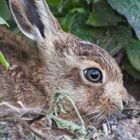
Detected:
[{"left": 83, "top": 68, "right": 103, "bottom": 83}]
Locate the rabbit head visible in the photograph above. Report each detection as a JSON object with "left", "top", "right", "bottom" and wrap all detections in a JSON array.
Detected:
[{"left": 7, "top": 0, "right": 128, "bottom": 121}]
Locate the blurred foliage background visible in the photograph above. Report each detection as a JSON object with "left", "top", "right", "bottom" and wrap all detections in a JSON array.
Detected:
[{"left": 0, "top": 0, "right": 140, "bottom": 80}]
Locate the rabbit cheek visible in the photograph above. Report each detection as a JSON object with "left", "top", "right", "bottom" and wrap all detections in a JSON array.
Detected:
[
  {"left": 75, "top": 88, "right": 103, "bottom": 115},
  {"left": 102, "top": 82, "right": 127, "bottom": 115}
]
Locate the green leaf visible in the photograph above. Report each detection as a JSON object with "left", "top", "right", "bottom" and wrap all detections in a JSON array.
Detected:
[
  {"left": 0, "top": 0, "right": 10, "bottom": 20},
  {"left": 69, "top": 14, "right": 96, "bottom": 42},
  {"left": 125, "top": 39, "right": 140, "bottom": 71},
  {"left": 93, "top": 0, "right": 103, "bottom": 3},
  {"left": 58, "top": 0, "right": 70, "bottom": 13},
  {"left": 46, "top": 0, "right": 80, "bottom": 16},
  {"left": 46, "top": 0, "right": 61, "bottom": 16},
  {"left": 79, "top": 0, "right": 89, "bottom": 12},
  {"left": 0, "top": 17, "right": 9, "bottom": 27},
  {"left": 100, "top": 26, "right": 132, "bottom": 55},
  {"left": 107, "top": 0, "right": 140, "bottom": 40},
  {"left": 61, "top": 12, "right": 78, "bottom": 32},
  {"left": 122, "top": 58, "right": 140, "bottom": 80},
  {"left": 46, "top": 0, "right": 61, "bottom": 7},
  {"left": 87, "top": 1, "right": 123, "bottom": 27},
  {"left": 61, "top": 8, "right": 85, "bottom": 32},
  {"left": 0, "top": 52, "right": 10, "bottom": 70}
]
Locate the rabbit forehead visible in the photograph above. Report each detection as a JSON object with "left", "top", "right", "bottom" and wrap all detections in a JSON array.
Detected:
[
  {"left": 79, "top": 41, "right": 122, "bottom": 81},
  {"left": 79, "top": 60, "right": 103, "bottom": 69},
  {"left": 62, "top": 40, "right": 122, "bottom": 82}
]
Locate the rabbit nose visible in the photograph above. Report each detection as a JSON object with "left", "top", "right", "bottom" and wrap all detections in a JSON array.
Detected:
[
  {"left": 121, "top": 87, "right": 128, "bottom": 106},
  {"left": 123, "top": 100, "right": 128, "bottom": 106},
  {"left": 104, "top": 82, "right": 128, "bottom": 109}
]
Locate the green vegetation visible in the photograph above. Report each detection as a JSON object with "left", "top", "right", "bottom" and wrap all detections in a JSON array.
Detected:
[{"left": 0, "top": 0, "right": 140, "bottom": 80}]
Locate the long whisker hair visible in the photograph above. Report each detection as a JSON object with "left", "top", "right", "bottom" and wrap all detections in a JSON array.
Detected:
[
  {"left": 83, "top": 105, "right": 108, "bottom": 123},
  {"left": 83, "top": 104, "right": 123, "bottom": 124},
  {"left": 82, "top": 105, "right": 104, "bottom": 118}
]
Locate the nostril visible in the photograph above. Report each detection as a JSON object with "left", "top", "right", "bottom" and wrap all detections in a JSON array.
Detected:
[{"left": 123, "top": 100, "right": 128, "bottom": 106}]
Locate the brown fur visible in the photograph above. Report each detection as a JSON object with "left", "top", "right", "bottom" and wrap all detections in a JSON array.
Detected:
[{"left": 0, "top": 0, "right": 128, "bottom": 122}]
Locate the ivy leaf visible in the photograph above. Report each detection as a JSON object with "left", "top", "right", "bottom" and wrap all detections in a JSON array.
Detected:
[
  {"left": 0, "top": 52, "right": 10, "bottom": 70},
  {"left": 107, "top": 0, "right": 140, "bottom": 40},
  {"left": 93, "top": 0, "right": 103, "bottom": 3},
  {"left": 0, "top": 0, "right": 10, "bottom": 20},
  {"left": 100, "top": 26, "right": 132, "bottom": 55},
  {"left": 61, "top": 8, "right": 85, "bottom": 32},
  {"left": 122, "top": 58, "right": 140, "bottom": 80},
  {"left": 0, "top": 17, "right": 9, "bottom": 27},
  {"left": 87, "top": 1, "right": 123, "bottom": 27},
  {"left": 125, "top": 39, "right": 140, "bottom": 71},
  {"left": 58, "top": 0, "right": 70, "bottom": 13}
]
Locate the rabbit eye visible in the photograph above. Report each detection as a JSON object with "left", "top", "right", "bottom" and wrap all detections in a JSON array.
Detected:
[{"left": 83, "top": 68, "right": 103, "bottom": 83}]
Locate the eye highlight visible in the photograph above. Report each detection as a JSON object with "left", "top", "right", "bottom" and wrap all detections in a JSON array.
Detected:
[{"left": 83, "top": 68, "right": 103, "bottom": 83}]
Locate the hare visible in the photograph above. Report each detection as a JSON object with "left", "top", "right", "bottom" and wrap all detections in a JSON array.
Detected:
[{"left": 0, "top": 0, "right": 128, "bottom": 122}]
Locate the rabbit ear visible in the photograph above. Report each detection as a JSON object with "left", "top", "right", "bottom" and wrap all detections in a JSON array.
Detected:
[{"left": 8, "top": 0, "right": 61, "bottom": 41}]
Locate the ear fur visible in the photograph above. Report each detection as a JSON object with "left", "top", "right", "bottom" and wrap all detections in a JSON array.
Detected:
[{"left": 8, "top": 0, "right": 61, "bottom": 41}]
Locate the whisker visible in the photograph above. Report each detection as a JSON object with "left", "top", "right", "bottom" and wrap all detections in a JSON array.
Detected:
[
  {"left": 84, "top": 109, "right": 103, "bottom": 123},
  {"left": 84, "top": 111, "right": 100, "bottom": 123},
  {"left": 105, "top": 117, "right": 111, "bottom": 133},
  {"left": 82, "top": 106, "right": 103, "bottom": 118},
  {"left": 115, "top": 109, "right": 126, "bottom": 119},
  {"left": 84, "top": 106, "right": 106, "bottom": 118},
  {"left": 96, "top": 109, "right": 106, "bottom": 119},
  {"left": 111, "top": 114, "right": 118, "bottom": 124},
  {"left": 87, "top": 106, "right": 107, "bottom": 122},
  {"left": 84, "top": 104, "right": 124, "bottom": 124},
  {"left": 77, "top": 102, "right": 85, "bottom": 111}
]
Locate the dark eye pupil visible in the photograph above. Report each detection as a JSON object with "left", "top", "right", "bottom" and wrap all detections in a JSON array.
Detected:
[
  {"left": 90, "top": 70, "right": 99, "bottom": 79},
  {"left": 83, "top": 68, "right": 102, "bottom": 83}
]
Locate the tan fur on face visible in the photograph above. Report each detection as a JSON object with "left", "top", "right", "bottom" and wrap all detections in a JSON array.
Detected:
[
  {"left": 0, "top": 26, "right": 128, "bottom": 122},
  {"left": 0, "top": 0, "right": 128, "bottom": 123}
]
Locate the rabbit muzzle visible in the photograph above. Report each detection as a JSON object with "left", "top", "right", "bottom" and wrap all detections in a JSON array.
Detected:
[
  {"left": 80, "top": 81, "right": 128, "bottom": 123},
  {"left": 98, "top": 82, "right": 128, "bottom": 120}
]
